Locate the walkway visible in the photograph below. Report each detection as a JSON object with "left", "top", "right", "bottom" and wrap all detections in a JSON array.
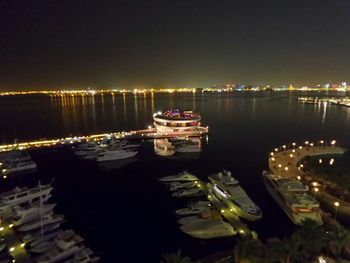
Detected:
[{"left": 268, "top": 141, "right": 350, "bottom": 224}]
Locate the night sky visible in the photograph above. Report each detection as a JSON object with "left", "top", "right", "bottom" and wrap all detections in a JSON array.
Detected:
[{"left": 1, "top": 0, "right": 350, "bottom": 90}]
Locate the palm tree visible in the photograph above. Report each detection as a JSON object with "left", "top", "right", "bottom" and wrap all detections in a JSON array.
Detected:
[
  {"left": 326, "top": 225, "right": 350, "bottom": 259},
  {"left": 161, "top": 249, "right": 193, "bottom": 263},
  {"left": 233, "top": 235, "right": 264, "bottom": 263},
  {"left": 295, "top": 219, "right": 326, "bottom": 261}
]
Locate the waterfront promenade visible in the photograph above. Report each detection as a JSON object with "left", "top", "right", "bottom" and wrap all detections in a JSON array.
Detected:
[
  {"left": 268, "top": 141, "right": 345, "bottom": 178},
  {"left": 268, "top": 140, "right": 350, "bottom": 224}
]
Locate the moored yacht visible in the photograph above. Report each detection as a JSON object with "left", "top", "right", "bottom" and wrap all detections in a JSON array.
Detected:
[
  {"left": 159, "top": 171, "right": 199, "bottom": 182},
  {"left": 169, "top": 181, "right": 198, "bottom": 192},
  {"left": 0, "top": 184, "right": 53, "bottom": 208},
  {"left": 36, "top": 230, "right": 85, "bottom": 263},
  {"left": 96, "top": 148, "right": 137, "bottom": 162},
  {"left": 263, "top": 170, "right": 322, "bottom": 225},
  {"left": 154, "top": 139, "right": 175, "bottom": 156},
  {"left": 208, "top": 171, "right": 262, "bottom": 221},
  {"left": 1, "top": 159, "right": 37, "bottom": 176},
  {"left": 176, "top": 204, "right": 211, "bottom": 216},
  {"left": 17, "top": 214, "right": 64, "bottom": 232},
  {"left": 172, "top": 188, "right": 201, "bottom": 198},
  {"left": 12, "top": 203, "right": 55, "bottom": 226},
  {"left": 180, "top": 220, "right": 236, "bottom": 239}
]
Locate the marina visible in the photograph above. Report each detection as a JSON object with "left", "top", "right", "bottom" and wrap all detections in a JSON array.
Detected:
[{"left": 1, "top": 92, "right": 350, "bottom": 261}]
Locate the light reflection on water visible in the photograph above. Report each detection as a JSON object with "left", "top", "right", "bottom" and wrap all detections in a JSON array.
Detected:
[{"left": 1, "top": 92, "right": 350, "bottom": 145}]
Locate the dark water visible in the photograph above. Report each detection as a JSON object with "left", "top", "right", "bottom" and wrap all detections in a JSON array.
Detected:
[{"left": 1, "top": 92, "right": 350, "bottom": 262}]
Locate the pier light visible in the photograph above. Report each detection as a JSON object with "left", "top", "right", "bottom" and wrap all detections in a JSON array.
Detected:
[
  {"left": 8, "top": 224, "right": 14, "bottom": 228},
  {"left": 305, "top": 141, "right": 309, "bottom": 145},
  {"left": 331, "top": 140, "right": 336, "bottom": 145},
  {"left": 278, "top": 164, "right": 282, "bottom": 168},
  {"left": 297, "top": 176, "right": 301, "bottom": 180},
  {"left": 9, "top": 247, "right": 14, "bottom": 252},
  {"left": 147, "top": 125, "right": 152, "bottom": 129},
  {"left": 284, "top": 167, "right": 289, "bottom": 171},
  {"left": 334, "top": 201, "right": 340, "bottom": 220}
]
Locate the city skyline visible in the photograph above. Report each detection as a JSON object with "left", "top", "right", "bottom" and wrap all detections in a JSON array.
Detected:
[{"left": 1, "top": 0, "right": 350, "bottom": 90}]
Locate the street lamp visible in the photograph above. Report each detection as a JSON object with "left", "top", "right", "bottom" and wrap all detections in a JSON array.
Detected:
[{"left": 334, "top": 202, "right": 340, "bottom": 220}]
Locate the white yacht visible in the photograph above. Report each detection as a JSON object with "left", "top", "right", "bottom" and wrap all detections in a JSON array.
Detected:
[
  {"left": 176, "top": 206, "right": 210, "bottom": 216},
  {"left": 17, "top": 214, "right": 64, "bottom": 232},
  {"left": 159, "top": 171, "right": 199, "bottom": 182},
  {"left": 180, "top": 220, "right": 236, "bottom": 239},
  {"left": 172, "top": 188, "right": 201, "bottom": 198},
  {"left": 176, "top": 202, "right": 211, "bottom": 216},
  {"left": 263, "top": 171, "right": 322, "bottom": 225},
  {"left": 154, "top": 139, "right": 175, "bottom": 156},
  {"left": 28, "top": 230, "right": 61, "bottom": 249},
  {"left": 169, "top": 181, "right": 198, "bottom": 192},
  {"left": 178, "top": 215, "right": 212, "bottom": 225},
  {"left": 1, "top": 159, "right": 37, "bottom": 176},
  {"left": 0, "top": 150, "right": 32, "bottom": 163},
  {"left": 36, "top": 230, "right": 85, "bottom": 263},
  {"left": 178, "top": 210, "right": 222, "bottom": 225},
  {"left": 0, "top": 184, "right": 53, "bottom": 208},
  {"left": 12, "top": 202, "right": 56, "bottom": 226},
  {"left": 96, "top": 149, "right": 137, "bottom": 162},
  {"left": 13, "top": 202, "right": 56, "bottom": 217},
  {"left": 208, "top": 171, "right": 262, "bottom": 221}
]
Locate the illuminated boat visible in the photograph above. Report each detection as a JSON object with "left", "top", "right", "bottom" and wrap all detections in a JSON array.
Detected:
[
  {"left": 153, "top": 109, "right": 208, "bottom": 136},
  {"left": 263, "top": 170, "right": 322, "bottom": 225},
  {"left": 208, "top": 171, "right": 262, "bottom": 221}
]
